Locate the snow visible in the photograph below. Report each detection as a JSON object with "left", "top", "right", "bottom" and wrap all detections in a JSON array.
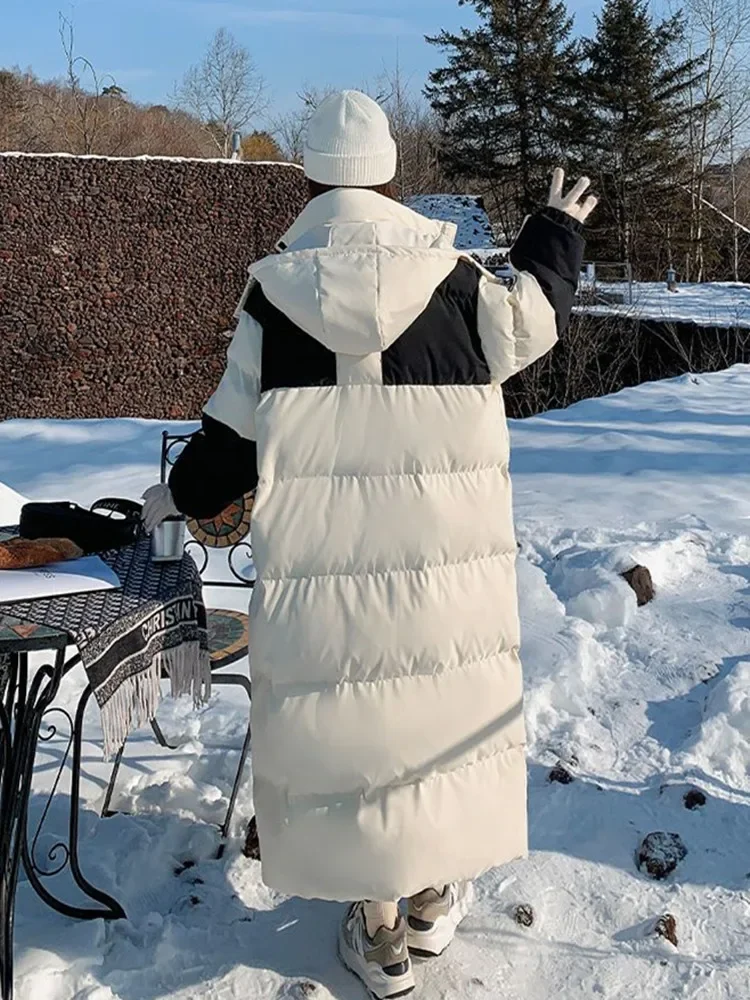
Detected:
[
  {"left": 470, "top": 245, "right": 511, "bottom": 263},
  {"left": 0, "top": 481, "right": 28, "bottom": 525},
  {"left": 0, "top": 151, "right": 304, "bottom": 169},
  {"left": 580, "top": 280, "right": 750, "bottom": 328},
  {"left": 407, "top": 194, "right": 497, "bottom": 250},
  {"left": 683, "top": 662, "right": 750, "bottom": 789},
  {"left": 5, "top": 367, "right": 750, "bottom": 997}
]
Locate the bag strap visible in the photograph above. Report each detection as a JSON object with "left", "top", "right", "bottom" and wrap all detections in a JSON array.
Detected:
[{"left": 90, "top": 498, "right": 143, "bottom": 522}]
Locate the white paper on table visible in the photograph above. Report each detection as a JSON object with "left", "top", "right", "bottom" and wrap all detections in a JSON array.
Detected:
[{"left": 0, "top": 555, "right": 121, "bottom": 605}]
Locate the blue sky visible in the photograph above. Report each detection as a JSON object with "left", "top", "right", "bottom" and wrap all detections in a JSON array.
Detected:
[{"left": 4, "top": 0, "right": 602, "bottom": 116}]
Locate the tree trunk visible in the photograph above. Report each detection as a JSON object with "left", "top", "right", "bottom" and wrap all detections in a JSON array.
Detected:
[{"left": 729, "top": 105, "right": 740, "bottom": 281}]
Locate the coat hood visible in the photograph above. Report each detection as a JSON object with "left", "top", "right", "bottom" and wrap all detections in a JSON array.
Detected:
[{"left": 249, "top": 189, "right": 468, "bottom": 356}]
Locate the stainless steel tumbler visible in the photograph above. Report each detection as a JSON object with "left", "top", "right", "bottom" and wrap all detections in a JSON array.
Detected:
[{"left": 151, "top": 516, "right": 186, "bottom": 562}]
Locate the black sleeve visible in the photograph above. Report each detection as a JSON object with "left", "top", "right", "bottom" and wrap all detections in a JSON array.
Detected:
[
  {"left": 168, "top": 413, "right": 259, "bottom": 520},
  {"left": 509, "top": 207, "right": 585, "bottom": 335}
]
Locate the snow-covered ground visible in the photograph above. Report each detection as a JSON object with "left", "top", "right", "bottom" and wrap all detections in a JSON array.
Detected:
[
  {"left": 407, "top": 194, "right": 498, "bottom": 249},
  {"left": 406, "top": 191, "right": 749, "bottom": 326},
  {"left": 4, "top": 368, "right": 750, "bottom": 999},
  {"left": 581, "top": 280, "right": 750, "bottom": 329}
]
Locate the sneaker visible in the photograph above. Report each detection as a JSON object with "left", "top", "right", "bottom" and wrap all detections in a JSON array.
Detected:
[
  {"left": 407, "top": 882, "right": 475, "bottom": 958},
  {"left": 338, "top": 902, "right": 416, "bottom": 999}
]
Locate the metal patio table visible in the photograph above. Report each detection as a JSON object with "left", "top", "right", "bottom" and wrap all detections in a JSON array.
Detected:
[
  {"left": 0, "top": 534, "right": 210, "bottom": 1000},
  {"left": 0, "top": 618, "right": 123, "bottom": 1000}
]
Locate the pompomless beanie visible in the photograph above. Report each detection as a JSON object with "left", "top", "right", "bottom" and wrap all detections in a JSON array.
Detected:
[{"left": 304, "top": 90, "right": 398, "bottom": 188}]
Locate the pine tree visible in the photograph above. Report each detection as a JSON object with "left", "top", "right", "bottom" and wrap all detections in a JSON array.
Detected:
[
  {"left": 426, "top": 0, "right": 580, "bottom": 232},
  {"left": 578, "top": 0, "right": 707, "bottom": 271}
]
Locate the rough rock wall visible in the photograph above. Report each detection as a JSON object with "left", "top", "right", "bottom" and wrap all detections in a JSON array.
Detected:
[{"left": 0, "top": 154, "right": 307, "bottom": 419}]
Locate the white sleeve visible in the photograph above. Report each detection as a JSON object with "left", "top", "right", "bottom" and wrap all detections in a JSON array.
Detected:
[
  {"left": 203, "top": 311, "right": 263, "bottom": 441},
  {"left": 476, "top": 270, "right": 558, "bottom": 384}
]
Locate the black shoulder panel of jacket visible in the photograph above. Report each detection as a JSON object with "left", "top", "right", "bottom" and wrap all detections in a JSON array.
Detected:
[
  {"left": 509, "top": 207, "right": 585, "bottom": 335},
  {"left": 382, "top": 259, "right": 490, "bottom": 386},
  {"left": 244, "top": 282, "right": 337, "bottom": 393},
  {"left": 169, "top": 413, "right": 259, "bottom": 520}
]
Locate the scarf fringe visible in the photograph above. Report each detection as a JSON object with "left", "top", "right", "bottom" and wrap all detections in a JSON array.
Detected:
[{"left": 100, "top": 641, "right": 212, "bottom": 759}]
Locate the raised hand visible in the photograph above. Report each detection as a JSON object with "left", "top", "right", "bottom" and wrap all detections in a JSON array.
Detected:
[{"left": 547, "top": 167, "right": 598, "bottom": 224}]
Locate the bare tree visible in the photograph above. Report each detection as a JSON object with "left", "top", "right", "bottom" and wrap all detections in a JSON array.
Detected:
[
  {"left": 0, "top": 63, "right": 222, "bottom": 158},
  {"left": 272, "top": 85, "right": 335, "bottom": 163},
  {"left": 0, "top": 70, "right": 31, "bottom": 149},
  {"left": 272, "top": 108, "right": 307, "bottom": 163},
  {"left": 375, "top": 62, "right": 447, "bottom": 200},
  {"left": 56, "top": 13, "right": 118, "bottom": 154},
  {"left": 172, "top": 28, "right": 268, "bottom": 157},
  {"left": 718, "top": 79, "right": 750, "bottom": 278},
  {"left": 680, "top": 0, "right": 750, "bottom": 279}
]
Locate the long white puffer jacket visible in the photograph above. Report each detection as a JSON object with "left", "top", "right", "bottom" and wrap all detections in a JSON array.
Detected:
[{"left": 204, "top": 189, "right": 565, "bottom": 901}]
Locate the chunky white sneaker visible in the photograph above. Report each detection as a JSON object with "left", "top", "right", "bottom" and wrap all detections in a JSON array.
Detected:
[
  {"left": 407, "top": 882, "right": 475, "bottom": 958},
  {"left": 338, "top": 902, "right": 416, "bottom": 999}
]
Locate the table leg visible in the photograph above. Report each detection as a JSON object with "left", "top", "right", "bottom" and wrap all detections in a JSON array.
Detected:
[
  {"left": 0, "top": 650, "right": 64, "bottom": 1000},
  {"left": 22, "top": 684, "right": 125, "bottom": 922}
]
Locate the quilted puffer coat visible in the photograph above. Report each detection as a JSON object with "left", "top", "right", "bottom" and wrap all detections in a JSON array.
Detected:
[{"left": 170, "top": 188, "right": 585, "bottom": 901}]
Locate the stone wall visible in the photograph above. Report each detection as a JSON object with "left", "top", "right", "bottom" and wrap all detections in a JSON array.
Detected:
[
  {"left": 0, "top": 154, "right": 307, "bottom": 420},
  {"left": 3, "top": 156, "right": 747, "bottom": 424}
]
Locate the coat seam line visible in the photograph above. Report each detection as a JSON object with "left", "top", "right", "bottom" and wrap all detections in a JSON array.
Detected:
[
  {"left": 262, "top": 551, "right": 515, "bottom": 583},
  {"left": 281, "top": 742, "right": 527, "bottom": 810},
  {"left": 259, "top": 465, "right": 508, "bottom": 485},
  {"left": 371, "top": 740, "right": 526, "bottom": 799},
  {"left": 267, "top": 647, "right": 521, "bottom": 696}
]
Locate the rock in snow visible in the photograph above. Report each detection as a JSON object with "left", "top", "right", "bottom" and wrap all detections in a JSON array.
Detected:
[
  {"left": 548, "top": 764, "right": 575, "bottom": 785},
  {"left": 514, "top": 904, "right": 536, "bottom": 928},
  {"left": 242, "top": 816, "right": 261, "bottom": 861},
  {"left": 654, "top": 914, "right": 679, "bottom": 947},
  {"left": 637, "top": 832, "right": 688, "bottom": 880},
  {"left": 621, "top": 564, "right": 655, "bottom": 606},
  {"left": 683, "top": 788, "right": 707, "bottom": 810}
]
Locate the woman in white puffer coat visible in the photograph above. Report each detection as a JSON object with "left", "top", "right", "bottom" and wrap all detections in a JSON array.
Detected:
[{"left": 143, "top": 91, "right": 597, "bottom": 998}]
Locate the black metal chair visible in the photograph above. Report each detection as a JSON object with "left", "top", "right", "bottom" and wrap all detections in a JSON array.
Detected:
[{"left": 100, "top": 430, "right": 255, "bottom": 845}]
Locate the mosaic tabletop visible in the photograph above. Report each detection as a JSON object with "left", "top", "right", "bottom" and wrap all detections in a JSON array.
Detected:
[
  {"left": 0, "top": 617, "right": 68, "bottom": 647},
  {"left": 207, "top": 607, "right": 249, "bottom": 669},
  {"left": 187, "top": 492, "right": 254, "bottom": 550}
]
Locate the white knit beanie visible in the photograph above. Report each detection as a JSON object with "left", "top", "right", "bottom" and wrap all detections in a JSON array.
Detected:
[{"left": 304, "top": 90, "right": 398, "bottom": 188}]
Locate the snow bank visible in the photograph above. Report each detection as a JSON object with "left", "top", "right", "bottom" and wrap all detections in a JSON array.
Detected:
[
  {"left": 580, "top": 280, "right": 750, "bottom": 328},
  {"left": 547, "top": 545, "right": 638, "bottom": 627},
  {"left": 5, "top": 366, "right": 750, "bottom": 997},
  {"left": 683, "top": 661, "right": 750, "bottom": 791}
]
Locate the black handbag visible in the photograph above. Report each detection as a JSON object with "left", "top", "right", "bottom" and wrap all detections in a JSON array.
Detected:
[{"left": 19, "top": 498, "right": 143, "bottom": 555}]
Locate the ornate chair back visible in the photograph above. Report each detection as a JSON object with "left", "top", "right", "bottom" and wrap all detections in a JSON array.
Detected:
[{"left": 159, "top": 430, "right": 255, "bottom": 591}]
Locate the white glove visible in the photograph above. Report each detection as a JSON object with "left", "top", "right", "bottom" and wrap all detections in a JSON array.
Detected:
[
  {"left": 141, "top": 484, "right": 181, "bottom": 534},
  {"left": 548, "top": 167, "right": 598, "bottom": 223}
]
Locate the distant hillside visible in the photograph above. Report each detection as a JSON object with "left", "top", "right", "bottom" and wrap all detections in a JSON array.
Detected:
[{"left": 0, "top": 68, "right": 283, "bottom": 160}]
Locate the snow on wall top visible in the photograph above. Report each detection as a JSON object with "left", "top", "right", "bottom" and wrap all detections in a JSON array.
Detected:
[
  {"left": 580, "top": 281, "right": 750, "bottom": 329},
  {"left": 407, "top": 194, "right": 496, "bottom": 250},
  {"left": 0, "top": 150, "right": 304, "bottom": 169}
]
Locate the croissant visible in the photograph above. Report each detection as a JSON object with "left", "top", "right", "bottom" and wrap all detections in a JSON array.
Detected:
[{"left": 0, "top": 537, "right": 83, "bottom": 570}]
